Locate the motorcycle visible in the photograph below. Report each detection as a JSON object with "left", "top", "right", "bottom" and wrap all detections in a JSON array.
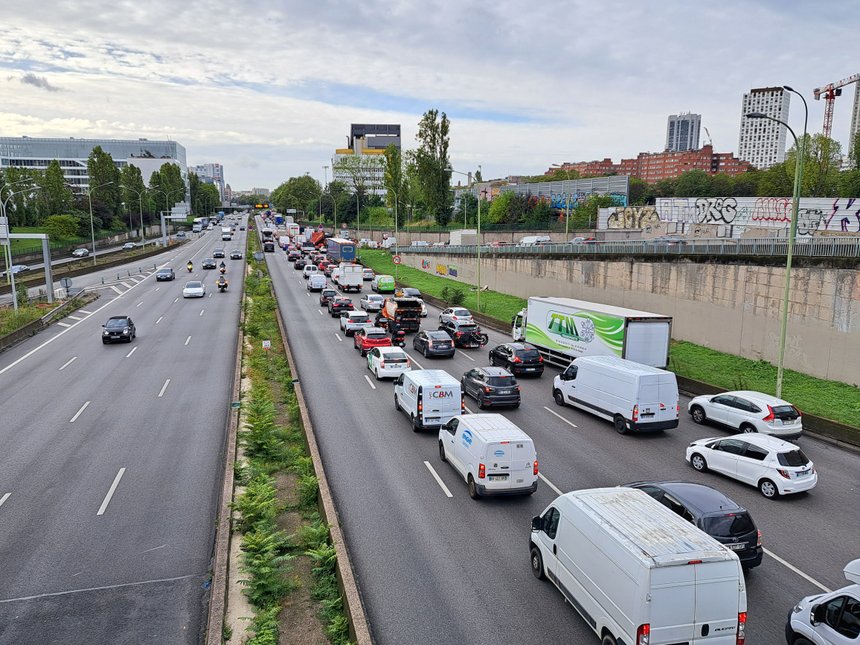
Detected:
[
  {"left": 219, "top": 266, "right": 226, "bottom": 275},
  {"left": 187, "top": 263, "right": 193, "bottom": 273},
  {"left": 455, "top": 330, "right": 489, "bottom": 349},
  {"left": 217, "top": 279, "right": 228, "bottom": 292},
  {"left": 390, "top": 330, "right": 406, "bottom": 347}
]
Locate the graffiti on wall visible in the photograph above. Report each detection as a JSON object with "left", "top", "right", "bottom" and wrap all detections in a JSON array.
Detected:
[
  {"left": 607, "top": 206, "right": 661, "bottom": 229},
  {"left": 551, "top": 191, "right": 628, "bottom": 211}
]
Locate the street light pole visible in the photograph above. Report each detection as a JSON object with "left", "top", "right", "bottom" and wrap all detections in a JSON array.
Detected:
[
  {"left": 745, "top": 110, "right": 804, "bottom": 398},
  {"left": 477, "top": 186, "right": 483, "bottom": 312},
  {"left": 1, "top": 186, "right": 35, "bottom": 312},
  {"left": 87, "top": 180, "right": 114, "bottom": 266}
]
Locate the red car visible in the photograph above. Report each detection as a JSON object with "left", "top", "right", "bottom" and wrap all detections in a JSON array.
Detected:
[{"left": 353, "top": 327, "right": 392, "bottom": 356}]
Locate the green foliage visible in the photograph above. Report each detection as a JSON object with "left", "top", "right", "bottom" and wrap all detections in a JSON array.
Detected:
[
  {"left": 0, "top": 305, "right": 44, "bottom": 336},
  {"left": 415, "top": 109, "right": 452, "bottom": 226},
  {"left": 245, "top": 605, "right": 280, "bottom": 645},
  {"left": 440, "top": 285, "right": 466, "bottom": 306},
  {"left": 838, "top": 169, "right": 860, "bottom": 198},
  {"left": 675, "top": 170, "right": 712, "bottom": 197},
  {"left": 232, "top": 473, "right": 279, "bottom": 533},
  {"left": 39, "top": 159, "right": 73, "bottom": 216},
  {"left": 240, "top": 525, "right": 295, "bottom": 607},
  {"left": 297, "top": 474, "right": 319, "bottom": 510},
  {"left": 87, "top": 146, "right": 122, "bottom": 216},
  {"left": 15, "top": 281, "right": 29, "bottom": 306},
  {"left": 42, "top": 214, "right": 80, "bottom": 240}
]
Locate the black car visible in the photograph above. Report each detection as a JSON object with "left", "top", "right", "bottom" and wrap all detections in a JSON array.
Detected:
[
  {"left": 413, "top": 330, "right": 455, "bottom": 358},
  {"left": 230, "top": 250, "right": 243, "bottom": 260},
  {"left": 461, "top": 367, "right": 520, "bottom": 409},
  {"left": 328, "top": 297, "right": 354, "bottom": 317},
  {"left": 624, "top": 481, "right": 763, "bottom": 570},
  {"left": 155, "top": 268, "right": 175, "bottom": 281},
  {"left": 239, "top": 225, "right": 246, "bottom": 231},
  {"left": 202, "top": 258, "right": 217, "bottom": 269},
  {"left": 319, "top": 288, "right": 337, "bottom": 307},
  {"left": 294, "top": 258, "right": 307, "bottom": 270},
  {"left": 488, "top": 342, "right": 544, "bottom": 376},
  {"left": 102, "top": 315, "right": 136, "bottom": 344},
  {"left": 438, "top": 320, "right": 484, "bottom": 348},
  {"left": 212, "top": 248, "right": 226, "bottom": 258},
  {"left": 288, "top": 250, "right": 301, "bottom": 262}
]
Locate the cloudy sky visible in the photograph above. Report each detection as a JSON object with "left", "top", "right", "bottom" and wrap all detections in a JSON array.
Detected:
[{"left": 1, "top": 1, "right": 858, "bottom": 191}]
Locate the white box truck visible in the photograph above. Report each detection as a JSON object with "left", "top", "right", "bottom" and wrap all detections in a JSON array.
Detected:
[
  {"left": 333, "top": 263, "right": 363, "bottom": 292},
  {"left": 449, "top": 229, "right": 477, "bottom": 245},
  {"left": 512, "top": 297, "right": 672, "bottom": 368},
  {"left": 530, "top": 487, "right": 747, "bottom": 645}
]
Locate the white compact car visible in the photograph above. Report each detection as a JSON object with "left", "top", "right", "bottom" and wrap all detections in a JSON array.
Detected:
[
  {"left": 688, "top": 390, "right": 803, "bottom": 439},
  {"left": 366, "top": 346, "right": 412, "bottom": 380},
  {"left": 182, "top": 280, "right": 206, "bottom": 298},
  {"left": 359, "top": 294, "right": 385, "bottom": 312},
  {"left": 686, "top": 433, "right": 818, "bottom": 498},
  {"left": 340, "top": 310, "right": 373, "bottom": 336},
  {"left": 439, "top": 307, "right": 473, "bottom": 325}
]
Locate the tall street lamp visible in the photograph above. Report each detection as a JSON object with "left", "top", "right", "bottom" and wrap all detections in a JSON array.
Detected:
[
  {"left": 745, "top": 108, "right": 805, "bottom": 398},
  {"left": 551, "top": 163, "right": 575, "bottom": 238},
  {"left": 86, "top": 180, "right": 114, "bottom": 266},
  {"left": 448, "top": 167, "right": 472, "bottom": 227},
  {"left": 476, "top": 181, "right": 484, "bottom": 313}
]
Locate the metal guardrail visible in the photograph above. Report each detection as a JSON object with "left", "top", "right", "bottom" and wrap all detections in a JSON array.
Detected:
[{"left": 393, "top": 237, "right": 860, "bottom": 259}]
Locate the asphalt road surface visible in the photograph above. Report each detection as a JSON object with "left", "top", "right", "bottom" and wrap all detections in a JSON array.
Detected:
[
  {"left": 0, "top": 222, "right": 247, "bottom": 644},
  {"left": 264, "top": 239, "right": 860, "bottom": 645}
]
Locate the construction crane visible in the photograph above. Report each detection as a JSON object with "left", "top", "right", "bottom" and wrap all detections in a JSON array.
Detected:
[
  {"left": 813, "top": 72, "right": 860, "bottom": 138},
  {"left": 703, "top": 127, "right": 713, "bottom": 147}
]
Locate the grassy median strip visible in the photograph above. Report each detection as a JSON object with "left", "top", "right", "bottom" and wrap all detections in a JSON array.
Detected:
[
  {"left": 0, "top": 305, "right": 44, "bottom": 336},
  {"left": 357, "top": 249, "right": 859, "bottom": 429},
  {"left": 234, "top": 237, "right": 352, "bottom": 644}
]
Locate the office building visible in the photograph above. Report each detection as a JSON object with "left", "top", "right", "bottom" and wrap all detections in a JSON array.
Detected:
[
  {"left": 738, "top": 87, "right": 791, "bottom": 169},
  {"left": 332, "top": 124, "right": 400, "bottom": 195},
  {"left": 0, "top": 136, "right": 187, "bottom": 192},
  {"left": 191, "top": 162, "right": 226, "bottom": 202},
  {"left": 665, "top": 113, "right": 701, "bottom": 152}
]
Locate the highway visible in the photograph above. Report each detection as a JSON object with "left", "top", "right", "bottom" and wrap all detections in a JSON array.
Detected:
[
  {"left": 0, "top": 220, "right": 246, "bottom": 643},
  {"left": 264, "top": 240, "right": 860, "bottom": 645}
]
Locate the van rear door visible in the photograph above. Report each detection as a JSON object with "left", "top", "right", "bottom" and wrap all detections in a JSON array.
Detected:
[
  {"left": 422, "top": 384, "right": 461, "bottom": 426},
  {"left": 509, "top": 439, "right": 536, "bottom": 487}
]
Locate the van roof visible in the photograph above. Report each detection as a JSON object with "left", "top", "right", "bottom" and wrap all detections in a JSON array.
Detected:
[
  {"left": 457, "top": 414, "right": 531, "bottom": 442},
  {"left": 405, "top": 369, "right": 460, "bottom": 387},
  {"left": 557, "top": 488, "right": 732, "bottom": 567},
  {"left": 573, "top": 355, "right": 673, "bottom": 376},
  {"left": 530, "top": 296, "right": 669, "bottom": 321}
]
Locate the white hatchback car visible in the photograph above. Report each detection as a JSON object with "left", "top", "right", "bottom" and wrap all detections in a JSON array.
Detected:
[
  {"left": 182, "top": 280, "right": 206, "bottom": 298},
  {"left": 359, "top": 293, "right": 385, "bottom": 312},
  {"left": 366, "top": 346, "right": 411, "bottom": 380},
  {"left": 686, "top": 434, "right": 818, "bottom": 498},
  {"left": 72, "top": 248, "right": 90, "bottom": 257},
  {"left": 688, "top": 390, "right": 803, "bottom": 439},
  {"left": 439, "top": 307, "right": 473, "bottom": 325}
]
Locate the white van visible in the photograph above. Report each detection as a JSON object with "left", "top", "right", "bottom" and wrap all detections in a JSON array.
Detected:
[
  {"left": 221, "top": 226, "right": 232, "bottom": 241},
  {"left": 394, "top": 370, "right": 463, "bottom": 432},
  {"left": 438, "top": 414, "right": 538, "bottom": 499},
  {"left": 307, "top": 273, "right": 326, "bottom": 292},
  {"left": 786, "top": 558, "right": 860, "bottom": 644},
  {"left": 530, "top": 487, "right": 747, "bottom": 645},
  {"left": 552, "top": 355, "right": 679, "bottom": 434},
  {"left": 519, "top": 235, "right": 552, "bottom": 246},
  {"left": 302, "top": 264, "right": 318, "bottom": 280}
]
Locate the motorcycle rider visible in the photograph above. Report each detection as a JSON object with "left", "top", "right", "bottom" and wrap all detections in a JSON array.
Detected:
[{"left": 187, "top": 260, "right": 193, "bottom": 272}]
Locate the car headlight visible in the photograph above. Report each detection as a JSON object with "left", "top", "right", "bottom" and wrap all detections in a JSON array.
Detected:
[
  {"left": 103, "top": 330, "right": 109, "bottom": 336},
  {"left": 123, "top": 327, "right": 130, "bottom": 334},
  {"left": 792, "top": 603, "right": 803, "bottom": 614}
]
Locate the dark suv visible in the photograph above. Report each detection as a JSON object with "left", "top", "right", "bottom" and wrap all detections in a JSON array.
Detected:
[
  {"left": 488, "top": 342, "right": 544, "bottom": 377},
  {"left": 438, "top": 320, "right": 483, "bottom": 348},
  {"left": 413, "top": 330, "right": 455, "bottom": 358},
  {"left": 328, "top": 296, "right": 354, "bottom": 317},
  {"left": 102, "top": 315, "right": 136, "bottom": 344},
  {"left": 624, "top": 481, "right": 763, "bottom": 570},
  {"left": 461, "top": 367, "right": 520, "bottom": 408},
  {"left": 319, "top": 288, "right": 337, "bottom": 307}
]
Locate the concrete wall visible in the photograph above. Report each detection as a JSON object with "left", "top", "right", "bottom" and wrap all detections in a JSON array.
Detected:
[
  {"left": 400, "top": 253, "right": 860, "bottom": 386},
  {"left": 349, "top": 229, "right": 595, "bottom": 246}
]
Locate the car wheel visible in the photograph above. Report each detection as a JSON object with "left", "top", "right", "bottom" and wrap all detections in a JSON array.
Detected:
[
  {"left": 375, "top": 369, "right": 381, "bottom": 381},
  {"left": 553, "top": 389, "right": 564, "bottom": 407},
  {"left": 613, "top": 415, "right": 628, "bottom": 435},
  {"left": 478, "top": 398, "right": 487, "bottom": 410},
  {"left": 439, "top": 441, "right": 447, "bottom": 463},
  {"left": 690, "top": 453, "right": 708, "bottom": 472},
  {"left": 394, "top": 393, "right": 400, "bottom": 411},
  {"left": 690, "top": 405, "right": 706, "bottom": 424},
  {"left": 791, "top": 637, "right": 815, "bottom": 645},
  {"left": 489, "top": 354, "right": 496, "bottom": 366},
  {"left": 530, "top": 547, "right": 546, "bottom": 580},
  {"left": 741, "top": 423, "right": 757, "bottom": 433},
  {"left": 411, "top": 414, "right": 420, "bottom": 433},
  {"left": 601, "top": 635, "right": 617, "bottom": 645},
  {"left": 468, "top": 476, "right": 481, "bottom": 500},
  {"left": 759, "top": 479, "right": 779, "bottom": 499}
]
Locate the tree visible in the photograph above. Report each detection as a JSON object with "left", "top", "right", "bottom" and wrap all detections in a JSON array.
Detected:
[
  {"left": 474, "top": 168, "right": 483, "bottom": 183},
  {"left": 674, "top": 170, "right": 712, "bottom": 197},
  {"left": 119, "top": 164, "right": 147, "bottom": 227},
  {"left": 850, "top": 131, "right": 860, "bottom": 171},
  {"left": 383, "top": 144, "right": 403, "bottom": 212},
  {"left": 333, "top": 154, "right": 380, "bottom": 203},
  {"left": 38, "top": 160, "right": 73, "bottom": 217},
  {"left": 838, "top": 169, "right": 860, "bottom": 198},
  {"left": 86, "top": 146, "right": 121, "bottom": 215},
  {"left": 271, "top": 175, "right": 321, "bottom": 216},
  {"left": 756, "top": 162, "right": 794, "bottom": 197},
  {"left": 43, "top": 214, "right": 80, "bottom": 239},
  {"left": 414, "top": 109, "right": 452, "bottom": 225},
  {"left": 149, "top": 163, "right": 185, "bottom": 213},
  {"left": 627, "top": 177, "right": 653, "bottom": 205},
  {"left": 453, "top": 191, "right": 477, "bottom": 226}
]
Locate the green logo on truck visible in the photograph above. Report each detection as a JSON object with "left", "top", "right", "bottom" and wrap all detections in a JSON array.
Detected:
[{"left": 547, "top": 312, "right": 596, "bottom": 342}]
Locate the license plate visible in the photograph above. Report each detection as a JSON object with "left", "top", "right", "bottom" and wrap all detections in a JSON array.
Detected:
[
  {"left": 499, "top": 390, "right": 512, "bottom": 395},
  {"left": 796, "top": 470, "right": 810, "bottom": 478},
  {"left": 488, "top": 475, "right": 508, "bottom": 481},
  {"left": 727, "top": 543, "right": 747, "bottom": 551},
  {"left": 525, "top": 368, "right": 535, "bottom": 371}
]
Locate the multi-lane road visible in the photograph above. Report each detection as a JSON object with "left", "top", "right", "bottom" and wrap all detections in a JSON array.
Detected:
[
  {"left": 264, "top": 238, "right": 860, "bottom": 645},
  {"left": 0, "top": 223, "right": 246, "bottom": 644}
]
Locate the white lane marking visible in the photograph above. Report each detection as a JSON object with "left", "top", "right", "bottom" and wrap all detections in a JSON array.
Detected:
[
  {"left": 56, "top": 322, "right": 71, "bottom": 328},
  {"left": 155, "top": 316, "right": 163, "bottom": 325},
  {"left": 78, "top": 309, "right": 92, "bottom": 314},
  {"left": 125, "top": 346, "right": 137, "bottom": 358},
  {"left": 135, "top": 301, "right": 143, "bottom": 307},
  {"left": 66, "top": 315, "right": 82, "bottom": 321},
  {"left": 335, "top": 333, "right": 342, "bottom": 342},
  {"left": 154, "top": 287, "right": 160, "bottom": 292},
  {"left": 199, "top": 309, "right": 205, "bottom": 317},
  {"left": 0, "top": 572, "right": 199, "bottom": 604},
  {"left": 424, "top": 461, "right": 454, "bottom": 498},
  {"left": 173, "top": 297, "right": 178, "bottom": 303},
  {"left": 457, "top": 350, "right": 476, "bottom": 361},
  {"left": 139, "top": 543, "right": 167, "bottom": 555},
  {"left": 110, "top": 286, "right": 123, "bottom": 294},
  {"left": 69, "top": 401, "right": 90, "bottom": 423},
  {"left": 407, "top": 353, "right": 425, "bottom": 370},
  {"left": 543, "top": 405, "right": 578, "bottom": 428},
  {"left": 157, "top": 379, "right": 170, "bottom": 398},
  {"left": 96, "top": 467, "right": 126, "bottom": 516},
  {"left": 363, "top": 374, "right": 377, "bottom": 390},
  {"left": 185, "top": 336, "right": 191, "bottom": 346},
  {"left": 763, "top": 548, "right": 832, "bottom": 592},
  {"left": 0, "top": 493, "right": 10, "bottom": 508},
  {"left": 539, "top": 473, "right": 563, "bottom": 496},
  {"left": 59, "top": 356, "right": 77, "bottom": 371},
  {"left": 208, "top": 292, "right": 212, "bottom": 298},
  {"left": 318, "top": 309, "right": 324, "bottom": 316},
  {"left": 120, "top": 282, "right": 132, "bottom": 288},
  {"left": 464, "top": 404, "right": 475, "bottom": 414},
  {"left": 306, "top": 292, "right": 310, "bottom": 297}
]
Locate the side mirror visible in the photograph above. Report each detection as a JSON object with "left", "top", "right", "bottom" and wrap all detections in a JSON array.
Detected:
[
  {"left": 810, "top": 604, "right": 825, "bottom": 626},
  {"left": 102, "top": 324, "right": 106, "bottom": 328},
  {"left": 531, "top": 516, "right": 543, "bottom": 532}
]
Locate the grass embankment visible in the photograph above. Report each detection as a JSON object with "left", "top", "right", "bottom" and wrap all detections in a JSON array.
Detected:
[
  {"left": 0, "top": 305, "right": 44, "bottom": 336},
  {"left": 234, "top": 237, "right": 351, "bottom": 644},
  {"left": 357, "top": 249, "right": 860, "bottom": 429}
]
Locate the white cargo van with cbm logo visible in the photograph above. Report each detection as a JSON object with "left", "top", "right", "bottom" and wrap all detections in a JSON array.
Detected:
[{"left": 394, "top": 370, "right": 463, "bottom": 432}]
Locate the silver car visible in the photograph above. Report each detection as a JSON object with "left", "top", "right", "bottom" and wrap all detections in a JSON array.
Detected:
[
  {"left": 340, "top": 310, "right": 373, "bottom": 336},
  {"left": 359, "top": 294, "right": 385, "bottom": 312},
  {"left": 439, "top": 307, "right": 473, "bottom": 326}
]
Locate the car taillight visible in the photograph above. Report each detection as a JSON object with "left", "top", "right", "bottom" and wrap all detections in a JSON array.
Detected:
[
  {"left": 736, "top": 612, "right": 746, "bottom": 645},
  {"left": 632, "top": 404, "right": 639, "bottom": 422},
  {"left": 512, "top": 356, "right": 522, "bottom": 363},
  {"left": 379, "top": 361, "right": 385, "bottom": 369},
  {"left": 478, "top": 463, "right": 485, "bottom": 479},
  {"left": 756, "top": 530, "right": 762, "bottom": 547},
  {"left": 417, "top": 393, "right": 423, "bottom": 413},
  {"left": 456, "top": 332, "right": 463, "bottom": 337},
  {"left": 538, "top": 355, "right": 544, "bottom": 363},
  {"left": 676, "top": 403, "right": 680, "bottom": 418},
  {"left": 483, "top": 386, "right": 492, "bottom": 394},
  {"left": 533, "top": 460, "right": 539, "bottom": 475},
  {"left": 636, "top": 623, "right": 650, "bottom": 645},
  {"left": 516, "top": 386, "right": 521, "bottom": 392},
  {"left": 762, "top": 405, "right": 775, "bottom": 422},
  {"left": 777, "top": 468, "right": 791, "bottom": 480}
]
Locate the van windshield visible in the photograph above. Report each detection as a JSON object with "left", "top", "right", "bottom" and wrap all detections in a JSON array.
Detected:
[{"left": 701, "top": 512, "right": 756, "bottom": 537}]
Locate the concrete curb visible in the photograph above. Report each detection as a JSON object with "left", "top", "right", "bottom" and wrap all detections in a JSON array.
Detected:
[
  {"left": 274, "top": 306, "right": 374, "bottom": 645},
  {"left": 205, "top": 281, "right": 245, "bottom": 645}
]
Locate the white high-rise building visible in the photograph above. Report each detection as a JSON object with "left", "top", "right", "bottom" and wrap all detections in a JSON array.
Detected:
[
  {"left": 665, "top": 113, "right": 701, "bottom": 152},
  {"left": 738, "top": 87, "right": 791, "bottom": 169}
]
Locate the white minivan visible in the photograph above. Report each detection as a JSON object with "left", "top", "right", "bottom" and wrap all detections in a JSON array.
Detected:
[
  {"left": 552, "top": 355, "right": 679, "bottom": 434},
  {"left": 394, "top": 370, "right": 463, "bottom": 432},
  {"left": 519, "top": 235, "right": 552, "bottom": 246},
  {"left": 438, "top": 414, "right": 538, "bottom": 499},
  {"left": 306, "top": 273, "right": 326, "bottom": 291}
]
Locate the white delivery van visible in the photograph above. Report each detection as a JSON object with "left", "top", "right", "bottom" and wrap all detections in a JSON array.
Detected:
[
  {"left": 552, "top": 355, "right": 679, "bottom": 434},
  {"left": 519, "top": 235, "right": 552, "bottom": 246},
  {"left": 307, "top": 274, "right": 326, "bottom": 292},
  {"left": 438, "top": 413, "right": 538, "bottom": 499},
  {"left": 530, "top": 487, "right": 748, "bottom": 645},
  {"left": 786, "top": 558, "right": 860, "bottom": 644},
  {"left": 394, "top": 370, "right": 464, "bottom": 432}
]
